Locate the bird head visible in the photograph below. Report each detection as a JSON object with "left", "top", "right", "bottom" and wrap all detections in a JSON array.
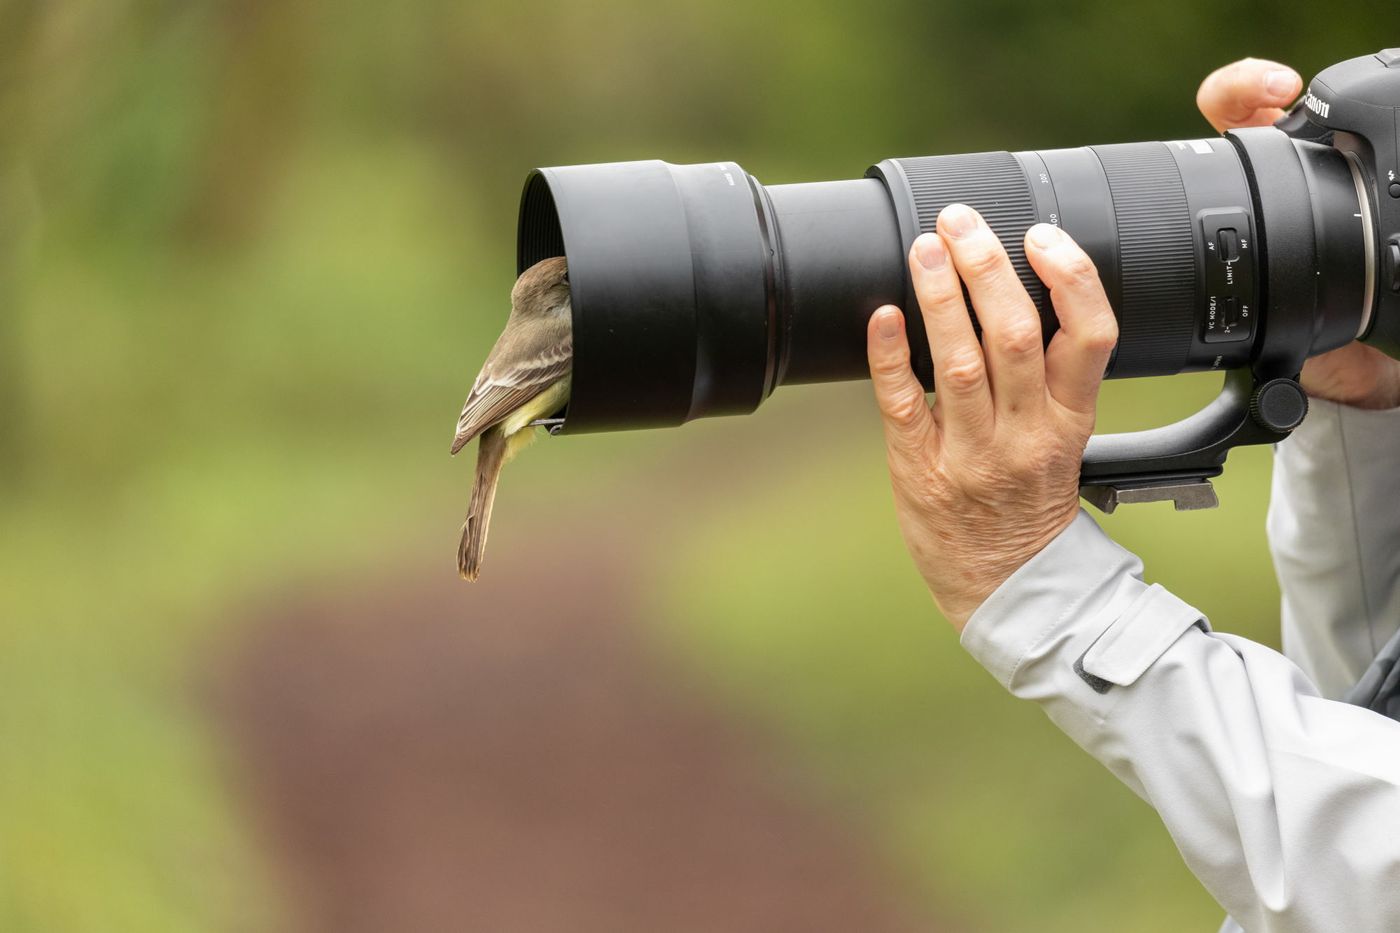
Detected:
[{"left": 510, "top": 256, "right": 570, "bottom": 319}]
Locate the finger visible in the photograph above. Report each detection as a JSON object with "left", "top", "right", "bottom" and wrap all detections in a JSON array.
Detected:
[
  {"left": 936, "top": 204, "right": 1046, "bottom": 419},
  {"left": 867, "top": 306, "right": 937, "bottom": 460},
  {"left": 1196, "top": 58, "right": 1301, "bottom": 132},
  {"left": 1024, "top": 224, "right": 1119, "bottom": 415},
  {"left": 908, "top": 233, "right": 994, "bottom": 443}
]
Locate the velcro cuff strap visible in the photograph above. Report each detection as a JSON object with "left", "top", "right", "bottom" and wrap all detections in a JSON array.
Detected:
[{"left": 1080, "top": 584, "right": 1205, "bottom": 688}]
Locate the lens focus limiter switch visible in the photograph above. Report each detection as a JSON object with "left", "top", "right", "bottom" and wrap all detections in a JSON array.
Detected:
[{"left": 1200, "top": 209, "right": 1256, "bottom": 344}]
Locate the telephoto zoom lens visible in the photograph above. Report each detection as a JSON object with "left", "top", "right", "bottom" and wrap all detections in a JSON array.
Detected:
[{"left": 517, "top": 129, "right": 1371, "bottom": 432}]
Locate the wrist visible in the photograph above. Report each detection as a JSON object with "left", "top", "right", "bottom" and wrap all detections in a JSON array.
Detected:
[
  {"left": 1300, "top": 347, "right": 1400, "bottom": 411},
  {"left": 930, "top": 502, "right": 1080, "bottom": 630},
  {"left": 1310, "top": 379, "right": 1400, "bottom": 411},
  {"left": 1341, "top": 368, "right": 1400, "bottom": 410}
]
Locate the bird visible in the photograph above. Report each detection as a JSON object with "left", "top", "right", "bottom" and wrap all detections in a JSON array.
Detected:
[{"left": 450, "top": 256, "right": 572, "bottom": 580}]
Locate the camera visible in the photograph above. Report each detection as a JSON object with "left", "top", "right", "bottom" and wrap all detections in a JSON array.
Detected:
[{"left": 516, "top": 50, "right": 1400, "bottom": 511}]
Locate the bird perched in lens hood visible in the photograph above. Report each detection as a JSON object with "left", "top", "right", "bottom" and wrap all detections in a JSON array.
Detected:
[{"left": 451, "top": 257, "right": 572, "bottom": 580}]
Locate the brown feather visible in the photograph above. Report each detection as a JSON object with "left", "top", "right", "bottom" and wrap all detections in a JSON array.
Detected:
[
  {"left": 450, "top": 336, "right": 571, "bottom": 453},
  {"left": 458, "top": 427, "right": 507, "bottom": 580}
]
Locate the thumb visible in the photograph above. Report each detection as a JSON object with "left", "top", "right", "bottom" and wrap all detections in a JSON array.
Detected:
[
  {"left": 867, "top": 306, "right": 935, "bottom": 460},
  {"left": 1197, "top": 58, "right": 1301, "bottom": 132}
]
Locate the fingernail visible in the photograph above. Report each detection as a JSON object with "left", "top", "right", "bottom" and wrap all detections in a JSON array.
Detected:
[
  {"left": 1027, "top": 223, "right": 1064, "bottom": 249},
  {"left": 1266, "top": 69, "right": 1299, "bottom": 98},
  {"left": 914, "top": 233, "right": 947, "bottom": 269},
  {"left": 876, "top": 307, "right": 900, "bottom": 340},
  {"left": 939, "top": 204, "right": 977, "bottom": 238}
]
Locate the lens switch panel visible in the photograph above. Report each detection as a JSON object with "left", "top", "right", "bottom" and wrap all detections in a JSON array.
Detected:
[{"left": 1200, "top": 209, "right": 1256, "bottom": 343}]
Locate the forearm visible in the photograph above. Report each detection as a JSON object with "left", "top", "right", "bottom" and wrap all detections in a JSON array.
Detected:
[
  {"left": 1268, "top": 399, "right": 1400, "bottom": 697},
  {"left": 964, "top": 511, "right": 1400, "bottom": 932}
]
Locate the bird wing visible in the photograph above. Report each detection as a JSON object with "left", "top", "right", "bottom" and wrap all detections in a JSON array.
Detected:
[{"left": 452, "top": 319, "right": 572, "bottom": 453}]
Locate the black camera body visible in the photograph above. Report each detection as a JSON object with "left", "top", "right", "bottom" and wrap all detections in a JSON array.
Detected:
[
  {"left": 517, "top": 50, "right": 1400, "bottom": 511},
  {"left": 1298, "top": 51, "right": 1400, "bottom": 349}
]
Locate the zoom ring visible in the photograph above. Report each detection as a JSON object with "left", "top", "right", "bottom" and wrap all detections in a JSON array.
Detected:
[
  {"left": 1091, "top": 142, "right": 1196, "bottom": 376},
  {"left": 894, "top": 152, "right": 1044, "bottom": 334}
]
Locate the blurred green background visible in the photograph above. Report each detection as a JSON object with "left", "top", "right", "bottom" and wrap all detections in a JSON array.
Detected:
[{"left": 0, "top": 1, "right": 1389, "bottom": 930}]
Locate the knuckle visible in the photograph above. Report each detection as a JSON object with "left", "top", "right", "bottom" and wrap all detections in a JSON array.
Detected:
[
  {"left": 884, "top": 390, "right": 928, "bottom": 428},
  {"left": 1052, "top": 249, "right": 1103, "bottom": 288},
  {"left": 871, "top": 347, "right": 910, "bottom": 377},
  {"left": 915, "top": 277, "right": 961, "bottom": 312},
  {"left": 959, "top": 242, "right": 1005, "bottom": 278},
  {"left": 1082, "top": 318, "right": 1120, "bottom": 355},
  {"left": 1059, "top": 255, "right": 1101, "bottom": 291},
  {"left": 997, "top": 319, "right": 1042, "bottom": 358},
  {"left": 939, "top": 352, "right": 986, "bottom": 394}
]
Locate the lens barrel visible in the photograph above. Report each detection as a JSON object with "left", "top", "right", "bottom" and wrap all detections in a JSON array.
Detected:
[{"left": 518, "top": 130, "right": 1369, "bottom": 433}]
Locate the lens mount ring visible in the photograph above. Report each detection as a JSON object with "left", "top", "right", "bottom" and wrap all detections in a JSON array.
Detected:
[{"left": 1343, "top": 150, "right": 1377, "bottom": 338}]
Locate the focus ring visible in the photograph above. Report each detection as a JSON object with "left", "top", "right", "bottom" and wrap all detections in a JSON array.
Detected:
[
  {"left": 893, "top": 151, "right": 1044, "bottom": 330},
  {"left": 1092, "top": 142, "right": 1196, "bottom": 375}
]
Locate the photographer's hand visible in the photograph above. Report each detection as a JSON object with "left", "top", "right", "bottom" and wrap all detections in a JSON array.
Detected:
[
  {"left": 1199, "top": 57, "right": 1400, "bottom": 409},
  {"left": 866, "top": 206, "right": 1118, "bottom": 629}
]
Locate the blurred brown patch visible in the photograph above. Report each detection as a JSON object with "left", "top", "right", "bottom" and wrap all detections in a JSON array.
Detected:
[{"left": 209, "top": 499, "right": 937, "bottom": 932}]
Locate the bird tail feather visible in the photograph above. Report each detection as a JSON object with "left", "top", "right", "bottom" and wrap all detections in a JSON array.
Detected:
[
  {"left": 459, "top": 428, "right": 508, "bottom": 581},
  {"left": 458, "top": 427, "right": 537, "bottom": 581}
]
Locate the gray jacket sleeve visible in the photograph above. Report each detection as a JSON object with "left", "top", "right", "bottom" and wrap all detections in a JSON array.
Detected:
[
  {"left": 1268, "top": 397, "right": 1400, "bottom": 700},
  {"left": 961, "top": 472, "right": 1400, "bottom": 929}
]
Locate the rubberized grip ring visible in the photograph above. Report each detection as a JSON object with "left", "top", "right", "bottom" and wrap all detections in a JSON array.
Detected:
[
  {"left": 893, "top": 151, "right": 1044, "bottom": 331},
  {"left": 1091, "top": 142, "right": 1196, "bottom": 375}
]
